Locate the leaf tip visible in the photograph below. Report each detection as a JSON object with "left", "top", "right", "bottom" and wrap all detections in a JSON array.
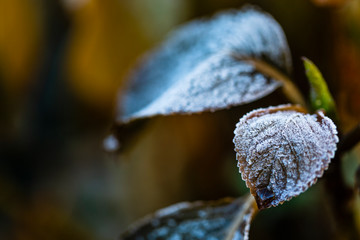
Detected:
[
  {"left": 254, "top": 187, "right": 275, "bottom": 210},
  {"left": 301, "top": 56, "right": 316, "bottom": 75}
]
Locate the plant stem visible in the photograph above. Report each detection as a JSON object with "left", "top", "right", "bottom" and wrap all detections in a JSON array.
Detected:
[
  {"left": 326, "top": 123, "right": 360, "bottom": 239},
  {"left": 325, "top": 133, "right": 359, "bottom": 239},
  {"left": 224, "top": 194, "right": 256, "bottom": 240},
  {"left": 233, "top": 55, "right": 307, "bottom": 107}
]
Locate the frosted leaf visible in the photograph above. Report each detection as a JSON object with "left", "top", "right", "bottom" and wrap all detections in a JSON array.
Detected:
[
  {"left": 119, "top": 197, "right": 254, "bottom": 240},
  {"left": 116, "top": 6, "right": 291, "bottom": 124},
  {"left": 233, "top": 104, "right": 338, "bottom": 209}
]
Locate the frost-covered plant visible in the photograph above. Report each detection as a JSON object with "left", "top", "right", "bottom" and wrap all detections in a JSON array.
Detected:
[
  {"left": 107, "top": 5, "right": 358, "bottom": 240},
  {"left": 233, "top": 104, "right": 338, "bottom": 209}
]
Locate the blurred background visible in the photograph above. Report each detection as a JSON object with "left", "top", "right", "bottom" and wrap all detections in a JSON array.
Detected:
[{"left": 1, "top": 0, "right": 360, "bottom": 239}]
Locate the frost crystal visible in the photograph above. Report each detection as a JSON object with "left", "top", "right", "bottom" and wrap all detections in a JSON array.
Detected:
[
  {"left": 117, "top": 6, "right": 291, "bottom": 124},
  {"left": 233, "top": 104, "right": 338, "bottom": 209},
  {"left": 119, "top": 197, "right": 254, "bottom": 240}
]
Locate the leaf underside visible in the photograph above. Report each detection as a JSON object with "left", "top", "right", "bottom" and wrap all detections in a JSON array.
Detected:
[
  {"left": 119, "top": 197, "right": 254, "bottom": 240},
  {"left": 233, "top": 104, "right": 338, "bottom": 209},
  {"left": 116, "top": 6, "right": 292, "bottom": 124}
]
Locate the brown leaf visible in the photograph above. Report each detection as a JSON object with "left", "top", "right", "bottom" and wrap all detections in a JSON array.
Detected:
[
  {"left": 334, "top": 1, "right": 360, "bottom": 132},
  {"left": 119, "top": 196, "right": 254, "bottom": 240},
  {"left": 233, "top": 104, "right": 338, "bottom": 209}
]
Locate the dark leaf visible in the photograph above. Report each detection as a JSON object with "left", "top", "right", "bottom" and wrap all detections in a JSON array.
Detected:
[
  {"left": 117, "top": 6, "right": 292, "bottom": 124},
  {"left": 119, "top": 196, "right": 254, "bottom": 240},
  {"left": 233, "top": 104, "right": 338, "bottom": 209}
]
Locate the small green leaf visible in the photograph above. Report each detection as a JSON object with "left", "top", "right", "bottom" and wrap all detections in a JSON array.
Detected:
[{"left": 302, "top": 57, "right": 337, "bottom": 119}]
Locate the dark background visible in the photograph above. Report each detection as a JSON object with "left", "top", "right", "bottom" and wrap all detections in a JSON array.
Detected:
[{"left": 1, "top": 0, "right": 360, "bottom": 239}]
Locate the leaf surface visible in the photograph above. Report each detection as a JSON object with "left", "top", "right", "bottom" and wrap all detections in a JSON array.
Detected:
[
  {"left": 117, "top": 7, "right": 292, "bottom": 124},
  {"left": 302, "top": 57, "right": 337, "bottom": 119},
  {"left": 119, "top": 197, "right": 254, "bottom": 240},
  {"left": 233, "top": 104, "right": 338, "bottom": 209}
]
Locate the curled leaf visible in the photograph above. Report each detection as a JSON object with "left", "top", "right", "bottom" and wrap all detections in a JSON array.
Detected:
[
  {"left": 116, "top": 6, "right": 292, "bottom": 124},
  {"left": 119, "top": 196, "right": 254, "bottom": 240},
  {"left": 233, "top": 104, "right": 338, "bottom": 209}
]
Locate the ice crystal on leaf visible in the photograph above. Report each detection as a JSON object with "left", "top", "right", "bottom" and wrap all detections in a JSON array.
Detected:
[
  {"left": 233, "top": 104, "right": 338, "bottom": 209},
  {"left": 119, "top": 197, "right": 254, "bottom": 240},
  {"left": 116, "top": 6, "right": 291, "bottom": 124}
]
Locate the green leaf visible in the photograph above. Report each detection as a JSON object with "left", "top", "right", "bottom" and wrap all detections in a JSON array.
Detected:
[{"left": 302, "top": 57, "right": 337, "bottom": 119}]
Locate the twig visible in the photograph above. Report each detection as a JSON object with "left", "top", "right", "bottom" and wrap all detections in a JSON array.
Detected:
[
  {"left": 233, "top": 55, "right": 307, "bottom": 107},
  {"left": 224, "top": 194, "right": 256, "bottom": 240},
  {"left": 324, "top": 136, "right": 358, "bottom": 239}
]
